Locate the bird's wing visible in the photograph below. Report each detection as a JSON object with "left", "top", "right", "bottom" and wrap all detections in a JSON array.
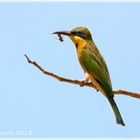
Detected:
[
  {"left": 80, "top": 44, "right": 113, "bottom": 97},
  {"left": 89, "top": 43, "right": 112, "bottom": 86}
]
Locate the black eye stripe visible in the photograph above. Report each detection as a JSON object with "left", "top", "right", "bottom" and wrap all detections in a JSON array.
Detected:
[
  {"left": 77, "top": 30, "right": 82, "bottom": 33},
  {"left": 71, "top": 30, "right": 83, "bottom": 36},
  {"left": 76, "top": 30, "right": 83, "bottom": 35}
]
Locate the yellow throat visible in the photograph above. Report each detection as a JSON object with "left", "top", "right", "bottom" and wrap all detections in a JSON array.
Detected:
[{"left": 70, "top": 36, "right": 87, "bottom": 58}]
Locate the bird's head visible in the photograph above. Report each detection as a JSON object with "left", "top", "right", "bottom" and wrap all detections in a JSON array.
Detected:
[{"left": 53, "top": 27, "right": 93, "bottom": 46}]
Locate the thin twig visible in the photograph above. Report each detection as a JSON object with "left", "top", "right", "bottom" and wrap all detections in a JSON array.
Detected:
[
  {"left": 113, "top": 90, "right": 140, "bottom": 99},
  {"left": 24, "top": 54, "right": 94, "bottom": 87},
  {"left": 25, "top": 54, "right": 140, "bottom": 99}
]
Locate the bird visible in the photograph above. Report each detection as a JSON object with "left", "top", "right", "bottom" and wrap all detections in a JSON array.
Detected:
[{"left": 53, "top": 26, "right": 125, "bottom": 126}]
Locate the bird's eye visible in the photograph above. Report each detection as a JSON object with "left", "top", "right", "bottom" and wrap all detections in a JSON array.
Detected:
[
  {"left": 71, "top": 30, "right": 83, "bottom": 36},
  {"left": 76, "top": 30, "right": 82, "bottom": 36}
]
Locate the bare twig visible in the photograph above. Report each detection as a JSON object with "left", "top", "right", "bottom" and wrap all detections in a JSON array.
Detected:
[
  {"left": 25, "top": 54, "right": 140, "bottom": 99},
  {"left": 113, "top": 90, "right": 140, "bottom": 99}
]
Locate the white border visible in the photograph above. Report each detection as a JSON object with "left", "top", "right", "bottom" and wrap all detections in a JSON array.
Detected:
[
  {"left": 0, "top": 0, "right": 139, "bottom": 140},
  {"left": 2, "top": 138, "right": 135, "bottom": 139},
  {"left": 0, "top": 138, "right": 140, "bottom": 139},
  {"left": 0, "top": 0, "right": 140, "bottom": 2}
]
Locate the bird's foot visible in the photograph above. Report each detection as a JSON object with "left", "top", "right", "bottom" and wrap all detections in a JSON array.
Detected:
[{"left": 79, "top": 80, "right": 88, "bottom": 87}]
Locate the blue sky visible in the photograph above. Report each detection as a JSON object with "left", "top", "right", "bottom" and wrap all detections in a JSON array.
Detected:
[{"left": 0, "top": 2, "right": 140, "bottom": 138}]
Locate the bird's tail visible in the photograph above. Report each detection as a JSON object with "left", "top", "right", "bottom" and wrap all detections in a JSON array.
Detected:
[{"left": 107, "top": 96, "right": 125, "bottom": 126}]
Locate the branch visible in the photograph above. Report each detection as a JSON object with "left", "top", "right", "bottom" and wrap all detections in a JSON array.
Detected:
[{"left": 24, "top": 54, "right": 140, "bottom": 99}]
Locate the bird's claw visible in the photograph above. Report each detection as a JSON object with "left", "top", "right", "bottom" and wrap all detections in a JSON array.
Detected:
[{"left": 80, "top": 80, "right": 87, "bottom": 87}]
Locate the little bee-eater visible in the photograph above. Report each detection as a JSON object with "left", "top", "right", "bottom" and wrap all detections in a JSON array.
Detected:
[{"left": 53, "top": 27, "right": 125, "bottom": 126}]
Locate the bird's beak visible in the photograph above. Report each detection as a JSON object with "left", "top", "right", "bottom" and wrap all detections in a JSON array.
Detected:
[{"left": 52, "top": 31, "right": 71, "bottom": 36}]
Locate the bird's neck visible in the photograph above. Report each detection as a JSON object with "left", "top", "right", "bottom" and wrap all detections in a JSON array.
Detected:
[
  {"left": 70, "top": 36, "right": 85, "bottom": 47},
  {"left": 70, "top": 36, "right": 88, "bottom": 58}
]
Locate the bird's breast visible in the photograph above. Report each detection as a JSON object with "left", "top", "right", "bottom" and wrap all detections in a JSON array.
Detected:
[
  {"left": 76, "top": 42, "right": 87, "bottom": 58},
  {"left": 76, "top": 43, "right": 89, "bottom": 73}
]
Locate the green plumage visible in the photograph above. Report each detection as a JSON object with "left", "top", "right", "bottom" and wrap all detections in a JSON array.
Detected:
[
  {"left": 79, "top": 42, "right": 113, "bottom": 97},
  {"left": 79, "top": 42, "right": 125, "bottom": 126},
  {"left": 53, "top": 26, "right": 125, "bottom": 126}
]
